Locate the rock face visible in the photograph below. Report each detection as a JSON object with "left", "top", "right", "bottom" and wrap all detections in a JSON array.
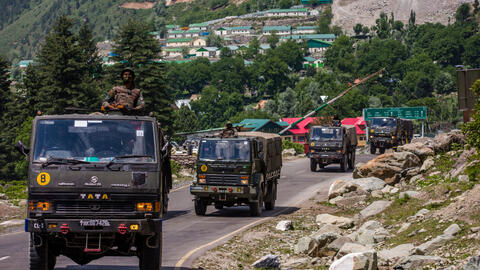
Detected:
[
  {"left": 252, "top": 254, "right": 280, "bottom": 269},
  {"left": 328, "top": 180, "right": 360, "bottom": 199},
  {"left": 353, "top": 152, "right": 421, "bottom": 184},
  {"left": 394, "top": 255, "right": 442, "bottom": 269},
  {"left": 360, "top": 200, "right": 392, "bottom": 218},
  {"left": 316, "top": 214, "right": 354, "bottom": 229},
  {"left": 336, "top": 243, "right": 375, "bottom": 258},
  {"left": 464, "top": 256, "right": 480, "bottom": 270},
  {"left": 329, "top": 252, "right": 378, "bottom": 270},
  {"left": 420, "top": 157, "right": 435, "bottom": 172}
]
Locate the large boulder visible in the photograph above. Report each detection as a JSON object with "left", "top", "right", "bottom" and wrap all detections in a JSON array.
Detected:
[
  {"left": 328, "top": 180, "right": 360, "bottom": 199},
  {"left": 394, "top": 255, "right": 442, "bottom": 269},
  {"left": 420, "top": 157, "right": 435, "bottom": 172},
  {"left": 378, "top": 243, "right": 415, "bottom": 262},
  {"left": 356, "top": 220, "right": 390, "bottom": 245},
  {"left": 432, "top": 130, "right": 465, "bottom": 153},
  {"left": 464, "top": 256, "right": 480, "bottom": 270},
  {"left": 354, "top": 152, "right": 421, "bottom": 184},
  {"left": 351, "top": 177, "right": 386, "bottom": 192},
  {"left": 252, "top": 254, "right": 280, "bottom": 269},
  {"left": 397, "top": 142, "right": 434, "bottom": 161},
  {"left": 329, "top": 252, "right": 378, "bottom": 270},
  {"left": 294, "top": 236, "right": 318, "bottom": 256},
  {"left": 449, "top": 148, "right": 477, "bottom": 178},
  {"left": 336, "top": 243, "right": 375, "bottom": 258}
]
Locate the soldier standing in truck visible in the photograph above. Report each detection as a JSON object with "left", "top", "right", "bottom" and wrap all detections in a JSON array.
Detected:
[{"left": 102, "top": 68, "right": 145, "bottom": 112}]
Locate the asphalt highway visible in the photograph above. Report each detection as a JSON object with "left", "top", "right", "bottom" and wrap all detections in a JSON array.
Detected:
[{"left": 0, "top": 154, "right": 375, "bottom": 270}]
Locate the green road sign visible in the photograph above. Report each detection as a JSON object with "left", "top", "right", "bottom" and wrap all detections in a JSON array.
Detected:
[{"left": 363, "top": 106, "right": 427, "bottom": 121}]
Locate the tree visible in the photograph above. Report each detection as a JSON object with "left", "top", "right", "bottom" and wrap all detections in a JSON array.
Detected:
[
  {"left": 173, "top": 105, "right": 199, "bottom": 133},
  {"left": 463, "top": 80, "right": 480, "bottom": 150},
  {"left": 463, "top": 34, "right": 480, "bottom": 67},
  {"left": 354, "top": 24, "right": 363, "bottom": 36},
  {"left": 475, "top": 0, "right": 479, "bottom": 14},
  {"left": 0, "top": 55, "right": 10, "bottom": 115},
  {"left": 206, "top": 32, "right": 224, "bottom": 47},
  {"left": 373, "top": 12, "right": 391, "bottom": 39},
  {"left": 267, "top": 31, "right": 279, "bottom": 49},
  {"left": 278, "top": 0, "right": 292, "bottom": 9},
  {"left": 317, "top": 6, "right": 333, "bottom": 33},
  {"left": 109, "top": 18, "right": 173, "bottom": 131},
  {"left": 272, "top": 40, "right": 304, "bottom": 72},
  {"left": 456, "top": 3, "right": 471, "bottom": 25},
  {"left": 246, "top": 37, "right": 260, "bottom": 59}
]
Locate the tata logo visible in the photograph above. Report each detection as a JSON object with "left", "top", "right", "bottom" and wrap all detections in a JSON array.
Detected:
[
  {"left": 84, "top": 176, "right": 101, "bottom": 186},
  {"left": 79, "top": 193, "right": 109, "bottom": 200}
]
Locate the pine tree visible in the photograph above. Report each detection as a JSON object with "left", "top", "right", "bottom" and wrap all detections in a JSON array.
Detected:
[
  {"left": 0, "top": 55, "right": 12, "bottom": 179},
  {"left": 109, "top": 19, "right": 173, "bottom": 132},
  {"left": 0, "top": 55, "right": 10, "bottom": 115}
]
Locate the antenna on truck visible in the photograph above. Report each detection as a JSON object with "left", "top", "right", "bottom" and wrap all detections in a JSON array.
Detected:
[{"left": 278, "top": 68, "right": 385, "bottom": 135}]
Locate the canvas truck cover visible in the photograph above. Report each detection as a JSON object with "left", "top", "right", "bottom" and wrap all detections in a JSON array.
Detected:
[
  {"left": 399, "top": 119, "right": 414, "bottom": 138},
  {"left": 237, "top": 132, "right": 282, "bottom": 172},
  {"left": 342, "top": 125, "right": 358, "bottom": 147}
]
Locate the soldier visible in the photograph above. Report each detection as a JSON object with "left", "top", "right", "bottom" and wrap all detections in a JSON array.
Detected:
[
  {"left": 220, "top": 121, "right": 238, "bottom": 138},
  {"left": 102, "top": 68, "right": 145, "bottom": 113}
]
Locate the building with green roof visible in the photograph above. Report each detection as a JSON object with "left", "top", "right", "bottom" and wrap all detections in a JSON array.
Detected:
[
  {"left": 189, "top": 23, "right": 209, "bottom": 30},
  {"left": 262, "top": 26, "right": 292, "bottom": 35},
  {"left": 265, "top": 8, "right": 308, "bottom": 17},
  {"left": 238, "top": 119, "right": 294, "bottom": 135},
  {"left": 301, "top": 0, "right": 333, "bottom": 5}
]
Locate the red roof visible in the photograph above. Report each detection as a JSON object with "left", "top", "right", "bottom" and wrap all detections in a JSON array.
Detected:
[
  {"left": 281, "top": 117, "right": 317, "bottom": 135},
  {"left": 342, "top": 117, "right": 366, "bottom": 135}
]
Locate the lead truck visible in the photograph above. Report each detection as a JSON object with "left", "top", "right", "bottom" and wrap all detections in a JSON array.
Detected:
[{"left": 16, "top": 113, "right": 172, "bottom": 270}]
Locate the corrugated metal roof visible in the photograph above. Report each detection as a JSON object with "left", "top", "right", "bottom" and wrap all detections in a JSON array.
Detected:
[
  {"left": 230, "top": 26, "right": 253, "bottom": 30},
  {"left": 166, "top": 38, "right": 192, "bottom": 43},
  {"left": 266, "top": 8, "right": 308, "bottom": 13},
  {"left": 239, "top": 119, "right": 271, "bottom": 131},
  {"left": 295, "top": 26, "right": 316, "bottom": 30},
  {"left": 263, "top": 26, "right": 291, "bottom": 31}
]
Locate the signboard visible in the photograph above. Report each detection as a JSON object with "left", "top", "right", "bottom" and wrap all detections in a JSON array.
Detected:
[
  {"left": 457, "top": 69, "right": 480, "bottom": 111},
  {"left": 363, "top": 107, "right": 427, "bottom": 121}
]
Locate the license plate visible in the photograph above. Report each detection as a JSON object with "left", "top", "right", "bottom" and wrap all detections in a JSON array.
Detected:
[{"left": 80, "top": 219, "right": 111, "bottom": 227}]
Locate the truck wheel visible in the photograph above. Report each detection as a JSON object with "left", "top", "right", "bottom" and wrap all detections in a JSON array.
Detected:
[
  {"left": 264, "top": 182, "right": 277, "bottom": 211},
  {"left": 139, "top": 235, "right": 161, "bottom": 270},
  {"left": 379, "top": 148, "right": 386, "bottom": 154},
  {"left": 162, "top": 194, "right": 169, "bottom": 214},
  {"left": 310, "top": 159, "right": 317, "bottom": 172},
  {"left": 30, "top": 234, "right": 56, "bottom": 270},
  {"left": 340, "top": 155, "right": 347, "bottom": 172},
  {"left": 249, "top": 187, "right": 263, "bottom": 217},
  {"left": 214, "top": 203, "right": 224, "bottom": 210},
  {"left": 194, "top": 199, "right": 207, "bottom": 216},
  {"left": 370, "top": 146, "right": 376, "bottom": 155},
  {"left": 348, "top": 151, "right": 356, "bottom": 170}
]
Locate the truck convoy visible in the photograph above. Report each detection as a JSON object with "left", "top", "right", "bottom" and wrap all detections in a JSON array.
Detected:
[
  {"left": 16, "top": 113, "right": 172, "bottom": 270},
  {"left": 190, "top": 132, "right": 282, "bottom": 217},
  {"left": 369, "top": 117, "right": 413, "bottom": 154},
  {"left": 308, "top": 125, "right": 357, "bottom": 172}
]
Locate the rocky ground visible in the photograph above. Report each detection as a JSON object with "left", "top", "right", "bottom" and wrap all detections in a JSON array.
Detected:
[{"left": 193, "top": 130, "right": 480, "bottom": 270}]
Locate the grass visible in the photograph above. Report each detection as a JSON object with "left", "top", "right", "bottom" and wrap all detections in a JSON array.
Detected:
[{"left": 0, "top": 180, "right": 27, "bottom": 205}]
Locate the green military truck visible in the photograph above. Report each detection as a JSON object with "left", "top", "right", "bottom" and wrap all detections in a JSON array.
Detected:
[
  {"left": 369, "top": 117, "right": 413, "bottom": 154},
  {"left": 309, "top": 125, "right": 357, "bottom": 172},
  {"left": 16, "top": 113, "right": 172, "bottom": 270},
  {"left": 190, "top": 132, "right": 282, "bottom": 217}
]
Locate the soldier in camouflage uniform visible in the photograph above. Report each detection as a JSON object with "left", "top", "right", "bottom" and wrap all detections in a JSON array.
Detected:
[
  {"left": 102, "top": 68, "right": 145, "bottom": 113},
  {"left": 220, "top": 121, "right": 238, "bottom": 138}
]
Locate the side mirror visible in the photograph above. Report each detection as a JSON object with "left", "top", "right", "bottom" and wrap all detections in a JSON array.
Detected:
[{"left": 15, "top": 140, "right": 30, "bottom": 157}]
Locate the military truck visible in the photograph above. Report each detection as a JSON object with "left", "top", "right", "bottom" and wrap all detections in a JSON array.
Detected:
[
  {"left": 16, "top": 113, "right": 172, "bottom": 270},
  {"left": 369, "top": 117, "right": 413, "bottom": 154},
  {"left": 190, "top": 132, "right": 282, "bottom": 217},
  {"left": 309, "top": 125, "right": 357, "bottom": 172}
]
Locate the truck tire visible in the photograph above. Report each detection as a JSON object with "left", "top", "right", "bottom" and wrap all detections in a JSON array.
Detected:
[
  {"left": 249, "top": 187, "right": 263, "bottom": 217},
  {"left": 348, "top": 151, "right": 356, "bottom": 170},
  {"left": 194, "top": 199, "right": 207, "bottom": 216},
  {"left": 310, "top": 159, "right": 317, "bottom": 172},
  {"left": 379, "top": 147, "right": 385, "bottom": 154},
  {"left": 139, "top": 235, "right": 161, "bottom": 270},
  {"left": 30, "top": 234, "right": 56, "bottom": 270},
  {"left": 264, "top": 182, "right": 277, "bottom": 211},
  {"left": 370, "top": 146, "right": 376, "bottom": 155},
  {"left": 214, "top": 203, "right": 224, "bottom": 210},
  {"left": 340, "top": 155, "right": 347, "bottom": 172},
  {"left": 162, "top": 193, "right": 168, "bottom": 214}
]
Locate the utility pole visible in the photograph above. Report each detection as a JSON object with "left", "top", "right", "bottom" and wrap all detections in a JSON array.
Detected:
[{"left": 279, "top": 68, "right": 385, "bottom": 135}]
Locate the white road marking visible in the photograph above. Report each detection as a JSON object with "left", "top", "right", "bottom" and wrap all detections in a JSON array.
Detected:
[{"left": 0, "top": 256, "right": 10, "bottom": 261}]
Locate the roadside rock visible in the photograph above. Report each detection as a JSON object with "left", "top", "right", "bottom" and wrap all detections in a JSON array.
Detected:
[
  {"left": 420, "top": 157, "right": 435, "bottom": 172},
  {"left": 252, "top": 254, "right": 280, "bottom": 269},
  {"left": 399, "top": 191, "right": 421, "bottom": 200},
  {"left": 282, "top": 148, "right": 296, "bottom": 156},
  {"left": 353, "top": 162, "right": 366, "bottom": 178},
  {"left": 311, "top": 232, "right": 339, "bottom": 249},
  {"left": 459, "top": 174, "right": 470, "bottom": 183},
  {"left": 360, "top": 200, "right": 392, "bottom": 218},
  {"left": 378, "top": 243, "right": 415, "bottom": 262},
  {"left": 0, "top": 193, "right": 7, "bottom": 200},
  {"left": 351, "top": 177, "right": 386, "bottom": 192},
  {"left": 416, "top": 234, "right": 454, "bottom": 255},
  {"left": 336, "top": 243, "right": 375, "bottom": 258},
  {"left": 321, "top": 236, "right": 355, "bottom": 257},
  {"left": 407, "top": 208, "right": 430, "bottom": 222},
  {"left": 356, "top": 220, "right": 390, "bottom": 245},
  {"left": 317, "top": 223, "right": 343, "bottom": 235},
  {"left": 450, "top": 148, "right": 477, "bottom": 178},
  {"left": 330, "top": 252, "right": 378, "bottom": 270},
  {"left": 432, "top": 130, "right": 465, "bottom": 153},
  {"left": 354, "top": 152, "right": 421, "bottom": 184},
  {"left": 398, "top": 142, "right": 434, "bottom": 161},
  {"left": 276, "top": 220, "right": 293, "bottom": 231},
  {"left": 463, "top": 256, "right": 480, "bottom": 270},
  {"left": 397, "top": 223, "right": 411, "bottom": 234},
  {"left": 294, "top": 236, "right": 318, "bottom": 256},
  {"left": 443, "top": 223, "right": 461, "bottom": 236},
  {"left": 328, "top": 180, "right": 360, "bottom": 199},
  {"left": 316, "top": 214, "right": 354, "bottom": 229},
  {"left": 394, "top": 255, "right": 442, "bottom": 269}
]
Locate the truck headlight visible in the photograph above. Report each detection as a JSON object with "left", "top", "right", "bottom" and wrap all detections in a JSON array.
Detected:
[
  {"left": 29, "top": 201, "right": 52, "bottom": 212},
  {"left": 136, "top": 202, "right": 153, "bottom": 211},
  {"left": 240, "top": 176, "right": 249, "bottom": 185},
  {"left": 198, "top": 174, "right": 206, "bottom": 184},
  {"left": 370, "top": 129, "right": 374, "bottom": 133},
  {"left": 310, "top": 142, "right": 315, "bottom": 147}
]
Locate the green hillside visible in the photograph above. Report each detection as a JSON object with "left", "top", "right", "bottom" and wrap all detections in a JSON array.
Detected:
[{"left": 0, "top": 0, "right": 290, "bottom": 62}]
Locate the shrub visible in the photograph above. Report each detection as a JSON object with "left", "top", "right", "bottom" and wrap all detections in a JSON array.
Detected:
[
  {"left": 170, "top": 160, "right": 181, "bottom": 176},
  {"left": 282, "top": 140, "right": 304, "bottom": 154},
  {"left": 463, "top": 79, "right": 480, "bottom": 151}
]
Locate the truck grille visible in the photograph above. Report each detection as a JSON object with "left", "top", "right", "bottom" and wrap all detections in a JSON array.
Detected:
[
  {"left": 56, "top": 202, "right": 135, "bottom": 214},
  {"left": 207, "top": 175, "right": 241, "bottom": 185}
]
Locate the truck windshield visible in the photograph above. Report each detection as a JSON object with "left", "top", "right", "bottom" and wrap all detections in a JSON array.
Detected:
[
  {"left": 372, "top": 118, "right": 396, "bottom": 128},
  {"left": 199, "top": 140, "right": 250, "bottom": 161},
  {"left": 310, "top": 127, "right": 342, "bottom": 140},
  {"left": 33, "top": 119, "right": 156, "bottom": 163}
]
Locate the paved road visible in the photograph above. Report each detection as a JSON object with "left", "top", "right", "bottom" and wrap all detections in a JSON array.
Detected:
[{"left": 0, "top": 154, "right": 375, "bottom": 270}]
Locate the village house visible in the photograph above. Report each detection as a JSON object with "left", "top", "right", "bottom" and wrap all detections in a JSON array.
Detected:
[
  {"left": 189, "top": 22, "right": 209, "bottom": 31},
  {"left": 214, "top": 27, "right": 229, "bottom": 36},
  {"left": 293, "top": 26, "right": 316, "bottom": 34},
  {"left": 307, "top": 39, "right": 332, "bottom": 54},
  {"left": 166, "top": 38, "right": 192, "bottom": 47},
  {"left": 262, "top": 26, "right": 292, "bottom": 35},
  {"left": 163, "top": 48, "right": 183, "bottom": 58},
  {"left": 230, "top": 26, "right": 254, "bottom": 35},
  {"left": 184, "top": 29, "right": 202, "bottom": 38},
  {"left": 265, "top": 8, "right": 309, "bottom": 17},
  {"left": 167, "top": 30, "right": 184, "bottom": 39},
  {"left": 192, "top": 37, "right": 207, "bottom": 47}
]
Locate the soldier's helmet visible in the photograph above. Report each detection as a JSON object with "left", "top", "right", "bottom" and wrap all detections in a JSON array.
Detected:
[
  {"left": 226, "top": 121, "right": 233, "bottom": 127},
  {"left": 121, "top": 67, "right": 135, "bottom": 79}
]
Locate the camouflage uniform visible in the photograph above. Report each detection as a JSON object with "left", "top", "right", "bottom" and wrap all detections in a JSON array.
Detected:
[
  {"left": 220, "top": 123, "right": 237, "bottom": 138},
  {"left": 102, "top": 85, "right": 145, "bottom": 110}
]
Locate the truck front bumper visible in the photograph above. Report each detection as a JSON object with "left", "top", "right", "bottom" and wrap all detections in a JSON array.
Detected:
[
  {"left": 370, "top": 137, "right": 395, "bottom": 147},
  {"left": 311, "top": 152, "right": 343, "bottom": 165},
  {"left": 25, "top": 218, "right": 161, "bottom": 235},
  {"left": 190, "top": 184, "right": 257, "bottom": 201}
]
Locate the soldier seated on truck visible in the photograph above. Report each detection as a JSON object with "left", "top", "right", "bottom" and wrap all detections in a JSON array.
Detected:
[
  {"left": 102, "top": 68, "right": 145, "bottom": 114},
  {"left": 220, "top": 122, "right": 238, "bottom": 138}
]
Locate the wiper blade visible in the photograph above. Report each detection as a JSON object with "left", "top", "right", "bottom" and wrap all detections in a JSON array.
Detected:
[
  {"left": 106, "top": 155, "right": 153, "bottom": 169},
  {"left": 42, "top": 157, "right": 90, "bottom": 168}
]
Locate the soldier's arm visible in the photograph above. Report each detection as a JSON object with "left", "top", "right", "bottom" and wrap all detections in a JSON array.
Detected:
[
  {"left": 134, "top": 91, "right": 146, "bottom": 110},
  {"left": 102, "top": 88, "right": 116, "bottom": 108}
]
